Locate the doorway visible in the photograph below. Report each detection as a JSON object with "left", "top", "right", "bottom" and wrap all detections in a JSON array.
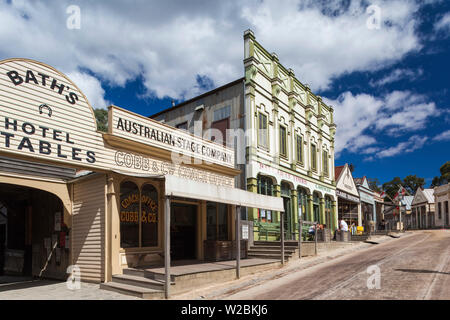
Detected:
[
  {"left": 0, "top": 183, "right": 68, "bottom": 279},
  {"left": 170, "top": 202, "right": 197, "bottom": 260}
]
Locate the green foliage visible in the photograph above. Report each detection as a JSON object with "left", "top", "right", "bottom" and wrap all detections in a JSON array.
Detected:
[
  {"left": 367, "top": 178, "right": 382, "bottom": 193},
  {"left": 94, "top": 108, "right": 108, "bottom": 132},
  {"left": 431, "top": 161, "right": 450, "bottom": 187},
  {"left": 403, "top": 175, "right": 425, "bottom": 195},
  {"left": 382, "top": 177, "right": 403, "bottom": 200}
]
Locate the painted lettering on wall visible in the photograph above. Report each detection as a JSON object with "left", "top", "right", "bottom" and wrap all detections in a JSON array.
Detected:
[
  {"left": 6, "top": 69, "right": 79, "bottom": 105},
  {"left": 116, "top": 117, "right": 232, "bottom": 164},
  {"left": 114, "top": 151, "right": 233, "bottom": 187},
  {"left": 0, "top": 116, "right": 96, "bottom": 163}
]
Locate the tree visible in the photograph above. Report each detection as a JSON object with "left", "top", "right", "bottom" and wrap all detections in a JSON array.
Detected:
[
  {"left": 367, "top": 178, "right": 382, "bottom": 193},
  {"left": 403, "top": 175, "right": 425, "bottom": 195},
  {"left": 94, "top": 108, "right": 108, "bottom": 132},
  {"left": 431, "top": 161, "right": 450, "bottom": 187},
  {"left": 382, "top": 177, "right": 403, "bottom": 200}
]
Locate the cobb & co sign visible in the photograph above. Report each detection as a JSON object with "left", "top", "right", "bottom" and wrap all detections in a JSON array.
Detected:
[{"left": 0, "top": 58, "right": 234, "bottom": 187}]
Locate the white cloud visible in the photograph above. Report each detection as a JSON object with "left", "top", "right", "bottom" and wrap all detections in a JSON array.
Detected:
[
  {"left": 434, "top": 12, "right": 450, "bottom": 32},
  {"left": 66, "top": 71, "right": 109, "bottom": 109},
  {"left": 369, "top": 68, "right": 423, "bottom": 87},
  {"left": 433, "top": 129, "right": 450, "bottom": 141},
  {"left": 0, "top": 0, "right": 429, "bottom": 102},
  {"left": 376, "top": 135, "right": 428, "bottom": 158},
  {"left": 324, "top": 90, "right": 437, "bottom": 156}
]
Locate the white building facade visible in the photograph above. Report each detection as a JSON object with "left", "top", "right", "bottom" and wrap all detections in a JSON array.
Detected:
[{"left": 435, "top": 183, "right": 450, "bottom": 227}]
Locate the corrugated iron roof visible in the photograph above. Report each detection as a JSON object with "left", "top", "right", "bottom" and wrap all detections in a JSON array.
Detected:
[
  {"left": 335, "top": 165, "right": 344, "bottom": 181},
  {"left": 422, "top": 188, "right": 435, "bottom": 203},
  {"left": 401, "top": 196, "right": 414, "bottom": 210}
]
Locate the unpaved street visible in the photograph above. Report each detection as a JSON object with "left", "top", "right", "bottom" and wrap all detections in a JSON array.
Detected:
[{"left": 224, "top": 230, "right": 450, "bottom": 300}]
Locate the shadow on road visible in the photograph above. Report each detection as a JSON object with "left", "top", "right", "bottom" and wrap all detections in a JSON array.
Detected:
[{"left": 395, "top": 268, "right": 450, "bottom": 275}]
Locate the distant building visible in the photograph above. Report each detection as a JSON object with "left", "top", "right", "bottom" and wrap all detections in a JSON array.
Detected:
[
  {"left": 411, "top": 188, "right": 435, "bottom": 229},
  {"left": 354, "top": 176, "right": 375, "bottom": 231},
  {"left": 373, "top": 191, "right": 385, "bottom": 230},
  {"left": 400, "top": 196, "right": 414, "bottom": 230},
  {"left": 335, "top": 164, "right": 361, "bottom": 227},
  {"left": 434, "top": 183, "right": 450, "bottom": 227}
]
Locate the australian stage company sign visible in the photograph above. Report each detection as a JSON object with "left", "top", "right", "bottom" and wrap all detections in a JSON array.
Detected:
[
  {"left": 111, "top": 107, "right": 234, "bottom": 168},
  {"left": 0, "top": 58, "right": 234, "bottom": 186}
]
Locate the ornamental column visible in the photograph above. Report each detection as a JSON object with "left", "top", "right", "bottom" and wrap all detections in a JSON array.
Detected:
[
  {"left": 331, "top": 200, "right": 338, "bottom": 232},
  {"left": 307, "top": 194, "right": 314, "bottom": 222},
  {"left": 291, "top": 189, "right": 298, "bottom": 240},
  {"left": 246, "top": 177, "right": 258, "bottom": 222},
  {"left": 319, "top": 197, "right": 325, "bottom": 225}
]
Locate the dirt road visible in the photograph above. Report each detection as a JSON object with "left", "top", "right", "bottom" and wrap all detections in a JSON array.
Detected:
[{"left": 223, "top": 230, "right": 450, "bottom": 300}]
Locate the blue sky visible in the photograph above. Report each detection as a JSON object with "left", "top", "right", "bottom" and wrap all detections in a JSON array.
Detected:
[{"left": 0, "top": 0, "right": 449, "bottom": 187}]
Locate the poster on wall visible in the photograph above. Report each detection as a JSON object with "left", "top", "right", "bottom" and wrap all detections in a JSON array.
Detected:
[{"left": 242, "top": 225, "right": 249, "bottom": 240}]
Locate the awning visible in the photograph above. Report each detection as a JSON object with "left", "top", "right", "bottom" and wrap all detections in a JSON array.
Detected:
[{"left": 164, "top": 175, "right": 284, "bottom": 212}]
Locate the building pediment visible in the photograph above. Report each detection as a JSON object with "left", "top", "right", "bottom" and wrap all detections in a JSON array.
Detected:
[
  {"left": 336, "top": 164, "right": 359, "bottom": 197},
  {"left": 412, "top": 188, "right": 427, "bottom": 205}
]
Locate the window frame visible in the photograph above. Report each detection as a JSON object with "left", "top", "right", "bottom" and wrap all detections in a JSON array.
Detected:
[
  {"left": 176, "top": 121, "right": 188, "bottom": 131},
  {"left": 311, "top": 143, "right": 317, "bottom": 172},
  {"left": 119, "top": 180, "right": 159, "bottom": 249},
  {"left": 257, "top": 111, "right": 269, "bottom": 150},
  {"left": 257, "top": 175, "right": 274, "bottom": 223},
  {"left": 323, "top": 149, "right": 329, "bottom": 177},
  {"left": 279, "top": 124, "right": 288, "bottom": 158},
  {"left": 296, "top": 134, "right": 303, "bottom": 165}
]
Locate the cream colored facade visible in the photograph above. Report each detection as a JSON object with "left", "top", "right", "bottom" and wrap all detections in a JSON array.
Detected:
[
  {"left": 435, "top": 183, "right": 450, "bottom": 227},
  {"left": 243, "top": 30, "right": 337, "bottom": 238},
  {"left": 411, "top": 188, "right": 435, "bottom": 229},
  {"left": 0, "top": 58, "right": 283, "bottom": 284}
]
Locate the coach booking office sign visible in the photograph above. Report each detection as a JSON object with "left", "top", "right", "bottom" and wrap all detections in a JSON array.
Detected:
[{"left": 0, "top": 58, "right": 234, "bottom": 186}]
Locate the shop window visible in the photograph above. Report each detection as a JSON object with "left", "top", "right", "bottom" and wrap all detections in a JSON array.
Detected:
[
  {"left": 258, "top": 112, "right": 268, "bottom": 149},
  {"left": 257, "top": 175, "right": 273, "bottom": 222},
  {"left": 206, "top": 202, "right": 228, "bottom": 241},
  {"left": 297, "top": 188, "right": 309, "bottom": 221},
  {"left": 120, "top": 181, "right": 159, "bottom": 248},
  {"left": 141, "top": 184, "right": 158, "bottom": 247},
  {"left": 120, "top": 181, "right": 140, "bottom": 248},
  {"left": 296, "top": 135, "right": 303, "bottom": 164},
  {"left": 279, "top": 125, "right": 287, "bottom": 158},
  {"left": 313, "top": 193, "right": 320, "bottom": 222}
]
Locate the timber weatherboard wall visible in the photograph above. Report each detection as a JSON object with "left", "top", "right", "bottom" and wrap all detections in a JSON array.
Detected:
[{"left": 71, "top": 174, "right": 106, "bottom": 283}]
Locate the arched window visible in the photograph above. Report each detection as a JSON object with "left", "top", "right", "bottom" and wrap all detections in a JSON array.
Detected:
[
  {"left": 120, "top": 181, "right": 159, "bottom": 248},
  {"left": 257, "top": 175, "right": 274, "bottom": 222},
  {"left": 297, "top": 188, "right": 309, "bottom": 221},
  {"left": 120, "top": 181, "right": 139, "bottom": 248},
  {"left": 313, "top": 192, "right": 320, "bottom": 222},
  {"left": 141, "top": 184, "right": 158, "bottom": 247}
]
